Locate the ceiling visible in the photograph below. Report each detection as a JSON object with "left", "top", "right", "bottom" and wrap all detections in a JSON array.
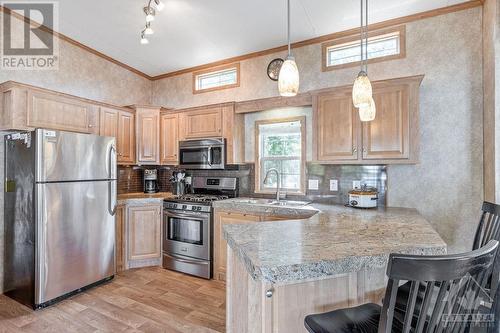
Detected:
[{"left": 16, "top": 0, "right": 471, "bottom": 77}]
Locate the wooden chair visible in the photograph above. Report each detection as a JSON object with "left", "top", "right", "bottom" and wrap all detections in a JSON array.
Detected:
[
  {"left": 304, "top": 240, "right": 499, "bottom": 333},
  {"left": 473, "top": 201, "right": 500, "bottom": 250},
  {"left": 393, "top": 201, "right": 500, "bottom": 322}
]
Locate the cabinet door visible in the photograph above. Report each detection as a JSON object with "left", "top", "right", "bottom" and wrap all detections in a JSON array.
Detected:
[
  {"left": 214, "top": 211, "right": 260, "bottom": 281},
  {"left": 127, "top": 205, "right": 162, "bottom": 261},
  {"left": 118, "top": 111, "right": 135, "bottom": 164},
  {"left": 27, "top": 89, "right": 98, "bottom": 134},
  {"left": 362, "top": 85, "right": 409, "bottom": 160},
  {"left": 315, "top": 91, "right": 359, "bottom": 161},
  {"left": 160, "top": 113, "right": 179, "bottom": 164},
  {"left": 136, "top": 109, "right": 160, "bottom": 164},
  {"left": 115, "top": 205, "right": 125, "bottom": 273},
  {"left": 180, "top": 107, "right": 223, "bottom": 139},
  {"left": 99, "top": 107, "right": 118, "bottom": 138}
]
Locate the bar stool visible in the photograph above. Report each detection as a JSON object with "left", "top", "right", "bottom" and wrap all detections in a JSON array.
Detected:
[{"left": 304, "top": 240, "right": 499, "bottom": 333}]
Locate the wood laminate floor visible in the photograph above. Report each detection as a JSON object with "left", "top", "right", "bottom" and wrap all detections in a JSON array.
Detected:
[{"left": 0, "top": 267, "right": 226, "bottom": 333}]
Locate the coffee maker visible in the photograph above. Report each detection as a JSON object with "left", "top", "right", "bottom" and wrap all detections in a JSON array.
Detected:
[{"left": 143, "top": 169, "right": 159, "bottom": 193}]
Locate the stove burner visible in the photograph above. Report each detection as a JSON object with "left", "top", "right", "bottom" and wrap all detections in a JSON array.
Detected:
[{"left": 175, "top": 194, "right": 229, "bottom": 203}]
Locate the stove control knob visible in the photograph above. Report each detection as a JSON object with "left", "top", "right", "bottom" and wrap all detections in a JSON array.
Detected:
[
  {"left": 197, "top": 207, "right": 202, "bottom": 211},
  {"left": 182, "top": 205, "right": 187, "bottom": 210}
]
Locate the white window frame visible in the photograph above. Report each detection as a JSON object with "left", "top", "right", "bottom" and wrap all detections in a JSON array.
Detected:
[
  {"left": 192, "top": 63, "right": 240, "bottom": 94},
  {"left": 255, "top": 117, "right": 306, "bottom": 195},
  {"left": 322, "top": 25, "right": 405, "bottom": 71}
]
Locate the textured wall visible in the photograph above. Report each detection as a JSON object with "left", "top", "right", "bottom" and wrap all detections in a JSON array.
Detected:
[
  {"left": 0, "top": 12, "right": 152, "bottom": 106},
  {"left": 152, "top": 8, "right": 484, "bottom": 253}
]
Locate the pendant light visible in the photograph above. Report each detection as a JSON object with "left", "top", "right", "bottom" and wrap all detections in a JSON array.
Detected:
[
  {"left": 352, "top": 0, "right": 374, "bottom": 114},
  {"left": 278, "top": 0, "right": 299, "bottom": 97}
]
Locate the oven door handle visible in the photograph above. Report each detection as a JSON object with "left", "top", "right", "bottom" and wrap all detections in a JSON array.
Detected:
[
  {"left": 207, "top": 146, "right": 212, "bottom": 166},
  {"left": 164, "top": 210, "right": 210, "bottom": 220}
]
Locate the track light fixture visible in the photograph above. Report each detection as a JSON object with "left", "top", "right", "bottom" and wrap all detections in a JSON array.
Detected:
[{"left": 140, "top": 0, "right": 164, "bottom": 44}]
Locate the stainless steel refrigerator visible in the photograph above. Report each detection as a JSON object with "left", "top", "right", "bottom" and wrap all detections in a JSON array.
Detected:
[{"left": 4, "top": 129, "right": 117, "bottom": 309}]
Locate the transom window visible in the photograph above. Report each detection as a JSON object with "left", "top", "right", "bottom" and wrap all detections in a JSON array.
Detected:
[
  {"left": 193, "top": 63, "right": 240, "bottom": 93},
  {"left": 256, "top": 117, "right": 305, "bottom": 193},
  {"left": 322, "top": 26, "right": 405, "bottom": 71}
]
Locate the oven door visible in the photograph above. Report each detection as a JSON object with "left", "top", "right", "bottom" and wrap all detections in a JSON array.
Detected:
[
  {"left": 163, "top": 210, "right": 210, "bottom": 260},
  {"left": 178, "top": 145, "right": 225, "bottom": 169}
]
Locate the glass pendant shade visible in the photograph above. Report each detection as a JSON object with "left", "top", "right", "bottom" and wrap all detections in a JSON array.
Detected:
[
  {"left": 359, "top": 96, "right": 376, "bottom": 122},
  {"left": 352, "top": 71, "right": 372, "bottom": 108},
  {"left": 145, "top": 14, "right": 155, "bottom": 22},
  {"left": 144, "top": 26, "right": 154, "bottom": 35},
  {"left": 278, "top": 56, "right": 300, "bottom": 97}
]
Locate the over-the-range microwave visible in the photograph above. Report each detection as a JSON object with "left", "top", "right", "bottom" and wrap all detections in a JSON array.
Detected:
[{"left": 178, "top": 138, "right": 226, "bottom": 170}]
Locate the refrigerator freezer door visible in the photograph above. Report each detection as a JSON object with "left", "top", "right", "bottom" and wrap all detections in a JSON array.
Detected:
[
  {"left": 36, "top": 129, "right": 116, "bottom": 182},
  {"left": 35, "top": 180, "right": 116, "bottom": 305}
]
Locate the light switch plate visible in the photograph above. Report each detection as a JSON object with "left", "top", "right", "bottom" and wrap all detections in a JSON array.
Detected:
[
  {"left": 329, "top": 179, "right": 338, "bottom": 191},
  {"left": 308, "top": 179, "right": 319, "bottom": 190},
  {"left": 352, "top": 180, "right": 361, "bottom": 189}
]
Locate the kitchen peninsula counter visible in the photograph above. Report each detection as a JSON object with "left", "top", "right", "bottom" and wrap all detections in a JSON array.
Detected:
[{"left": 218, "top": 200, "right": 446, "bottom": 333}]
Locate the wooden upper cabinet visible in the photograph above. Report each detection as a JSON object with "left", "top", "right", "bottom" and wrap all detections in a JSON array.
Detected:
[
  {"left": 27, "top": 89, "right": 99, "bottom": 134},
  {"left": 118, "top": 111, "right": 135, "bottom": 164},
  {"left": 99, "top": 107, "right": 119, "bottom": 138},
  {"left": 313, "top": 75, "right": 422, "bottom": 164},
  {"left": 160, "top": 113, "right": 179, "bottom": 165},
  {"left": 127, "top": 205, "right": 162, "bottom": 262},
  {"left": 135, "top": 107, "right": 160, "bottom": 165},
  {"left": 315, "top": 89, "right": 359, "bottom": 161},
  {"left": 179, "top": 106, "right": 223, "bottom": 139},
  {"left": 362, "top": 85, "right": 409, "bottom": 160},
  {"left": 99, "top": 107, "right": 135, "bottom": 165}
]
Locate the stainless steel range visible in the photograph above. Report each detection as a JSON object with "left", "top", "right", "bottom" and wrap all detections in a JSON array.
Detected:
[{"left": 163, "top": 176, "right": 237, "bottom": 279}]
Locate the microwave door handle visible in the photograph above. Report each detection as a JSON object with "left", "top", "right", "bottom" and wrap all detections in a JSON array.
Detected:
[{"left": 207, "top": 147, "right": 212, "bottom": 166}]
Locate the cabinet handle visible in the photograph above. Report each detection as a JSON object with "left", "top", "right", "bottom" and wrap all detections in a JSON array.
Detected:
[
  {"left": 352, "top": 148, "right": 357, "bottom": 153},
  {"left": 266, "top": 288, "right": 274, "bottom": 298},
  {"left": 363, "top": 148, "right": 367, "bottom": 153},
  {"left": 88, "top": 124, "right": 94, "bottom": 128}
]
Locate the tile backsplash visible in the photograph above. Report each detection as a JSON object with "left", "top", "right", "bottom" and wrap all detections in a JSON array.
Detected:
[{"left": 118, "top": 164, "right": 387, "bottom": 206}]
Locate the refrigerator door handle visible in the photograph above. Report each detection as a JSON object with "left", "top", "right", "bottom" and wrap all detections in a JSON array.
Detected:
[
  {"left": 108, "top": 180, "right": 116, "bottom": 216},
  {"left": 108, "top": 145, "right": 117, "bottom": 216}
]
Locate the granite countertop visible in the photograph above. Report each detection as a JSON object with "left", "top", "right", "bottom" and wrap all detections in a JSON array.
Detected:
[
  {"left": 220, "top": 199, "right": 447, "bottom": 284},
  {"left": 117, "top": 192, "right": 174, "bottom": 205}
]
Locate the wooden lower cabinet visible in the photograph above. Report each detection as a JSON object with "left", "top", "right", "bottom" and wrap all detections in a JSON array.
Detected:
[
  {"left": 126, "top": 204, "right": 162, "bottom": 268},
  {"left": 214, "top": 211, "right": 261, "bottom": 281},
  {"left": 115, "top": 205, "right": 126, "bottom": 273},
  {"left": 214, "top": 210, "right": 301, "bottom": 281}
]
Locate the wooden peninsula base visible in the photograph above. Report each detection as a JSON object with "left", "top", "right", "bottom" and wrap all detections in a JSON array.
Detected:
[{"left": 226, "top": 246, "right": 387, "bottom": 333}]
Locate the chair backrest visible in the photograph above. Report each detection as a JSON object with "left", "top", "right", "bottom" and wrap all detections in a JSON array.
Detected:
[
  {"left": 473, "top": 202, "right": 500, "bottom": 250},
  {"left": 379, "top": 240, "right": 499, "bottom": 333}
]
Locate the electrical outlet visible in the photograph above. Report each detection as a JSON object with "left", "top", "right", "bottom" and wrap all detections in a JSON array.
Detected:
[
  {"left": 308, "top": 179, "right": 319, "bottom": 190},
  {"left": 329, "top": 179, "right": 338, "bottom": 191},
  {"left": 352, "top": 180, "right": 361, "bottom": 189}
]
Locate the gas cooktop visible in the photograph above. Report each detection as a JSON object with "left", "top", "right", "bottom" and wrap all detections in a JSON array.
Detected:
[{"left": 173, "top": 194, "right": 230, "bottom": 203}]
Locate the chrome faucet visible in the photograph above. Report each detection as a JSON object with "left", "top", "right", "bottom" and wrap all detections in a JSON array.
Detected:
[{"left": 263, "top": 168, "right": 283, "bottom": 201}]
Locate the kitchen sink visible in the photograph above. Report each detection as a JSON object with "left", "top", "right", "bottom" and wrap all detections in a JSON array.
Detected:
[
  {"left": 236, "top": 198, "right": 277, "bottom": 205},
  {"left": 236, "top": 198, "right": 310, "bottom": 207},
  {"left": 269, "top": 200, "right": 310, "bottom": 207}
]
